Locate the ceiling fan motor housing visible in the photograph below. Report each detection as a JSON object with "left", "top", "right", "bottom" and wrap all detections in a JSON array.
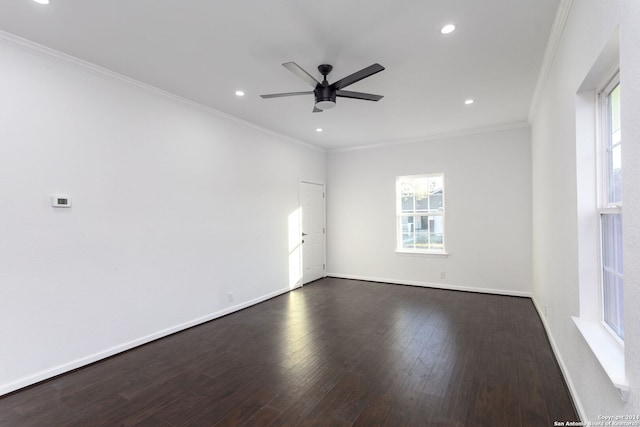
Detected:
[
  {"left": 315, "top": 64, "right": 336, "bottom": 110},
  {"left": 314, "top": 84, "right": 336, "bottom": 110}
]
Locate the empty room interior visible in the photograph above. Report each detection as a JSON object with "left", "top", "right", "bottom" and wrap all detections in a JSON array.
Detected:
[{"left": 1, "top": 0, "right": 639, "bottom": 425}]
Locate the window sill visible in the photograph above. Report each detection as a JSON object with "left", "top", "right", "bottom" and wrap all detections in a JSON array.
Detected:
[
  {"left": 395, "top": 250, "right": 449, "bottom": 257},
  {"left": 572, "top": 316, "right": 628, "bottom": 400}
]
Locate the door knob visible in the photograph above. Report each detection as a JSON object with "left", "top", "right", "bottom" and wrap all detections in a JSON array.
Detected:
[{"left": 302, "top": 232, "right": 308, "bottom": 236}]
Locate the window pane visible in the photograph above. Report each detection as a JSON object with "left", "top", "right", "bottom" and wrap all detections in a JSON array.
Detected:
[
  {"left": 617, "top": 276, "right": 625, "bottom": 339},
  {"left": 429, "top": 193, "right": 443, "bottom": 212},
  {"left": 603, "top": 274, "right": 624, "bottom": 339},
  {"left": 401, "top": 216, "right": 415, "bottom": 249},
  {"left": 424, "top": 176, "right": 443, "bottom": 213},
  {"left": 414, "top": 178, "right": 432, "bottom": 212},
  {"left": 614, "top": 213, "right": 623, "bottom": 274},
  {"left": 610, "top": 83, "right": 621, "bottom": 134},
  {"left": 602, "top": 271, "right": 617, "bottom": 331},
  {"left": 401, "top": 216, "right": 414, "bottom": 232},
  {"left": 602, "top": 214, "right": 614, "bottom": 269},
  {"left": 429, "top": 176, "right": 443, "bottom": 193},
  {"left": 415, "top": 192, "right": 429, "bottom": 211},
  {"left": 415, "top": 216, "right": 429, "bottom": 247},
  {"left": 400, "top": 183, "right": 415, "bottom": 213},
  {"left": 610, "top": 144, "right": 622, "bottom": 204},
  {"left": 602, "top": 213, "right": 623, "bottom": 272},
  {"left": 601, "top": 213, "right": 624, "bottom": 339},
  {"left": 429, "top": 216, "right": 445, "bottom": 251},
  {"left": 607, "top": 83, "right": 622, "bottom": 205},
  {"left": 401, "top": 196, "right": 413, "bottom": 212}
]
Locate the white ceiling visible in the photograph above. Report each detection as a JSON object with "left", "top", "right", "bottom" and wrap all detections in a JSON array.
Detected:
[{"left": 0, "top": 0, "right": 559, "bottom": 150}]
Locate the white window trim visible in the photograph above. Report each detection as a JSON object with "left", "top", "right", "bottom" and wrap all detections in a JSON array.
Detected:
[
  {"left": 395, "top": 249, "right": 449, "bottom": 257},
  {"left": 572, "top": 317, "right": 627, "bottom": 400},
  {"left": 574, "top": 61, "right": 628, "bottom": 400},
  {"left": 395, "top": 173, "right": 447, "bottom": 255}
]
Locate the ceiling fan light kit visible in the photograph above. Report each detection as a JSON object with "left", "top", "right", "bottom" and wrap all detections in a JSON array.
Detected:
[{"left": 261, "top": 62, "right": 384, "bottom": 113}]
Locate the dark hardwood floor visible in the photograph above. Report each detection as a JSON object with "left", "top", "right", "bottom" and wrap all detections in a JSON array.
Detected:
[{"left": 0, "top": 278, "right": 578, "bottom": 426}]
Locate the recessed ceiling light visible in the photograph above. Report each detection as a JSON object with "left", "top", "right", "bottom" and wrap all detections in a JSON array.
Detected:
[
  {"left": 441, "top": 24, "right": 456, "bottom": 34},
  {"left": 316, "top": 128, "right": 323, "bottom": 133},
  {"left": 464, "top": 99, "right": 475, "bottom": 105},
  {"left": 234, "top": 90, "right": 245, "bottom": 97},
  {"left": 33, "top": 0, "right": 50, "bottom": 4}
]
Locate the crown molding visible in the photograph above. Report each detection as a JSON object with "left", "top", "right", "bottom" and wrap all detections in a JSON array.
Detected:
[
  {"left": 329, "top": 121, "right": 530, "bottom": 153},
  {"left": 0, "top": 30, "right": 325, "bottom": 154},
  {"left": 528, "top": 0, "right": 574, "bottom": 123}
]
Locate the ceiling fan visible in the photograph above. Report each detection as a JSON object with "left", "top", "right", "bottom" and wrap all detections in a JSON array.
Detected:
[{"left": 260, "top": 62, "right": 385, "bottom": 112}]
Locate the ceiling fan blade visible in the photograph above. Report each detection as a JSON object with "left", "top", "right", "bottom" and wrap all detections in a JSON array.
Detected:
[
  {"left": 282, "top": 62, "right": 321, "bottom": 88},
  {"left": 336, "top": 90, "right": 384, "bottom": 101},
  {"left": 332, "top": 63, "right": 385, "bottom": 90},
  {"left": 313, "top": 106, "right": 323, "bottom": 113},
  {"left": 260, "top": 91, "right": 313, "bottom": 99}
]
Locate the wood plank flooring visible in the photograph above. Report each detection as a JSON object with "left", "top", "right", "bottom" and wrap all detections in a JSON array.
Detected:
[{"left": 0, "top": 278, "right": 578, "bottom": 426}]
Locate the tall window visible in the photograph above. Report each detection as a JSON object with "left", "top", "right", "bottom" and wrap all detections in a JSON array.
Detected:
[
  {"left": 600, "top": 75, "right": 623, "bottom": 340},
  {"left": 396, "top": 174, "right": 445, "bottom": 253}
]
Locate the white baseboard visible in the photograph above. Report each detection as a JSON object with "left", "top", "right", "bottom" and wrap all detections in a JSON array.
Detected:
[
  {"left": 326, "top": 273, "right": 533, "bottom": 298},
  {"left": 531, "top": 297, "right": 586, "bottom": 422},
  {"left": 0, "top": 286, "right": 291, "bottom": 397}
]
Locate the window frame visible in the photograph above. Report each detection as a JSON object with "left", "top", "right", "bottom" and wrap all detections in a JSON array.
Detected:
[
  {"left": 395, "top": 173, "right": 447, "bottom": 255},
  {"left": 597, "top": 72, "right": 624, "bottom": 343}
]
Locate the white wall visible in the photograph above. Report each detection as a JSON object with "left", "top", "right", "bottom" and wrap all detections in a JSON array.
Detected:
[
  {"left": 326, "top": 126, "right": 532, "bottom": 296},
  {"left": 530, "top": 0, "right": 640, "bottom": 420},
  {"left": 0, "top": 37, "right": 325, "bottom": 395}
]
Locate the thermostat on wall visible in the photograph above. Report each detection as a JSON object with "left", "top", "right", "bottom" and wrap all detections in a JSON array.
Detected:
[{"left": 51, "top": 195, "right": 72, "bottom": 208}]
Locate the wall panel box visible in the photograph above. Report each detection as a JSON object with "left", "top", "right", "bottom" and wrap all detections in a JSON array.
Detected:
[{"left": 51, "top": 195, "right": 72, "bottom": 208}]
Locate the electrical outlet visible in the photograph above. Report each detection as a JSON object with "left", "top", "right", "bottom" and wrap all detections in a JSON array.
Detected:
[
  {"left": 440, "top": 271, "right": 446, "bottom": 279},
  {"left": 227, "top": 292, "right": 234, "bottom": 303}
]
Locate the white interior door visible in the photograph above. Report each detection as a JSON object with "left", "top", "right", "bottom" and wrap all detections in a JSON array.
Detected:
[{"left": 300, "top": 182, "right": 325, "bottom": 284}]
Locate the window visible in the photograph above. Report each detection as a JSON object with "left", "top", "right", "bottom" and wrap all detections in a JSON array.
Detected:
[
  {"left": 396, "top": 174, "right": 445, "bottom": 253},
  {"left": 599, "top": 75, "right": 623, "bottom": 340},
  {"left": 573, "top": 35, "right": 626, "bottom": 398}
]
